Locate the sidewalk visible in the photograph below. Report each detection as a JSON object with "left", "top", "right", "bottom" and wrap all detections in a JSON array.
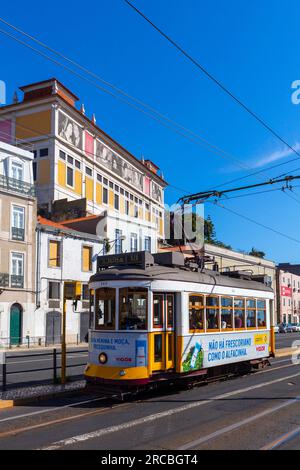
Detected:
[
  {"left": 0, "top": 380, "right": 87, "bottom": 409},
  {"left": 275, "top": 346, "right": 299, "bottom": 358}
]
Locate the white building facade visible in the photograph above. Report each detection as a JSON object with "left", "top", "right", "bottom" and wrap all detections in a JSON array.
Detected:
[
  {"left": 0, "top": 78, "right": 167, "bottom": 255},
  {"left": 0, "top": 141, "right": 36, "bottom": 347},
  {"left": 35, "top": 217, "right": 102, "bottom": 345}
]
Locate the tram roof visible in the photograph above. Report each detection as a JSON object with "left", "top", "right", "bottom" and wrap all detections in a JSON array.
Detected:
[{"left": 90, "top": 264, "right": 273, "bottom": 292}]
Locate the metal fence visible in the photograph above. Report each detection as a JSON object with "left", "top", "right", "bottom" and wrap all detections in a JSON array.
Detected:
[
  {"left": 0, "top": 335, "right": 85, "bottom": 349},
  {"left": 1, "top": 348, "right": 88, "bottom": 391}
]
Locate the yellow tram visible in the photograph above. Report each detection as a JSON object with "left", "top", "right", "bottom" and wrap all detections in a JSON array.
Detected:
[{"left": 84, "top": 251, "right": 275, "bottom": 390}]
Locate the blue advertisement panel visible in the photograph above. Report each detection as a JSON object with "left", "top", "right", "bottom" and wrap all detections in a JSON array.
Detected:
[
  {"left": 89, "top": 331, "right": 148, "bottom": 368},
  {"left": 182, "top": 331, "right": 269, "bottom": 372}
]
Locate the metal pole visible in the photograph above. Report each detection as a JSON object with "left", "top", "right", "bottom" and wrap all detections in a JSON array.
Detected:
[
  {"left": 61, "top": 284, "right": 67, "bottom": 385},
  {"left": 53, "top": 348, "right": 57, "bottom": 383},
  {"left": 2, "top": 363, "right": 6, "bottom": 392}
]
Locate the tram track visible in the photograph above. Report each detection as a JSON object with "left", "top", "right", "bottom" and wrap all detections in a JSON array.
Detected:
[
  {"left": 0, "top": 357, "right": 296, "bottom": 448},
  {"left": 38, "top": 368, "right": 300, "bottom": 450},
  {"left": 0, "top": 358, "right": 294, "bottom": 430}
]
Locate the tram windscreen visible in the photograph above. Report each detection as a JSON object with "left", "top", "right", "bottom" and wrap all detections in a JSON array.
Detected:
[
  {"left": 95, "top": 288, "right": 115, "bottom": 329},
  {"left": 119, "top": 288, "right": 148, "bottom": 330}
]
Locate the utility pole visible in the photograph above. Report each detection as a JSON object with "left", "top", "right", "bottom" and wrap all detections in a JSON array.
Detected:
[
  {"left": 61, "top": 282, "right": 67, "bottom": 385},
  {"left": 61, "top": 281, "right": 81, "bottom": 385}
]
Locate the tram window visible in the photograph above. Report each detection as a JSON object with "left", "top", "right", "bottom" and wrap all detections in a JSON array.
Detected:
[
  {"left": 89, "top": 289, "right": 94, "bottom": 329},
  {"left": 246, "top": 310, "right": 256, "bottom": 327},
  {"left": 257, "top": 300, "right": 266, "bottom": 327},
  {"left": 153, "top": 294, "right": 164, "bottom": 328},
  {"left": 206, "top": 296, "right": 219, "bottom": 307},
  {"left": 221, "top": 297, "right": 233, "bottom": 329},
  {"left": 167, "top": 294, "right": 174, "bottom": 328},
  {"left": 234, "top": 298, "right": 245, "bottom": 328},
  {"left": 154, "top": 334, "right": 163, "bottom": 363},
  {"left": 189, "top": 295, "right": 204, "bottom": 331},
  {"left": 95, "top": 288, "right": 115, "bottom": 330},
  {"left": 221, "top": 297, "right": 233, "bottom": 308},
  {"left": 119, "top": 288, "right": 147, "bottom": 330},
  {"left": 206, "top": 296, "right": 219, "bottom": 330},
  {"left": 246, "top": 299, "right": 256, "bottom": 309},
  {"left": 221, "top": 310, "right": 233, "bottom": 329},
  {"left": 168, "top": 334, "right": 173, "bottom": 362},
  {"left": 206, "top": 309, "right": 219, "bottom": 329}
]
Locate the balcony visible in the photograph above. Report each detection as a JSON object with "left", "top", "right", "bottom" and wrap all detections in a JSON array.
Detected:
[
  {"left": 0, "top": 274, "right": 24, "bottom": 289},
  {"left": 0, "top": 174, "right": 35, "bottom": 197},
  {"left": 11, "top": 227, "right": 25, "bottom": 241},
  {"left": 0, "top": 273, "right": 9, "bottom": 287},
  {"left": 10, "top": 275, "right": 24, "bottom": 288}
]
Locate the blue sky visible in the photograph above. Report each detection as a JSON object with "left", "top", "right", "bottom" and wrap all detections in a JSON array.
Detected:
[{"left": 1, "top": 0, "right": 300, "bottom": 263}]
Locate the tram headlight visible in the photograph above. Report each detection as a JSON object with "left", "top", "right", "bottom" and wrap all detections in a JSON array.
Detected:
[{"left": 98, "top": 352, "right": 108, "bottom": 364}]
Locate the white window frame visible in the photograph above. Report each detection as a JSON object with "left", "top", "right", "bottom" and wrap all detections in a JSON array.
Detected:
[
  {"left": 11, "top": 160, "right": 24, "bottom": 181},
  {"left": 48, "top": 281, "right": 61, "bottom": 300},
  {"left": 66, "top": 165, "right": 74, "bottom": 189},
  {"left": 130, "top": 233, "right": 138, "bottom": 252},
  {"left": 10, "top": 251, "right": 25, "bottom": 287},
  {"left": 11, "top": 204, "right": 25, "bottom": 241},
  {"left": 115, "top": 229, "right": 123, "bottom": 254}
]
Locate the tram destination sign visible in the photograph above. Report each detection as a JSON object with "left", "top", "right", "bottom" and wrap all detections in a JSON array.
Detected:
[{"left": 97, "top": 251, "right": 153, "bottom": 270}]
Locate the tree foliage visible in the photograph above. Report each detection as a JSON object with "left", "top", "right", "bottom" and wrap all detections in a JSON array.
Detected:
[{"left": 248, "top": 247, "right": 265, "bottom": 259}]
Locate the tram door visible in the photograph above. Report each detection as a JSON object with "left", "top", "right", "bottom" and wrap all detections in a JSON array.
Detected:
[{"left": 151, "top": 293, "right": 175, "bottom": 372}]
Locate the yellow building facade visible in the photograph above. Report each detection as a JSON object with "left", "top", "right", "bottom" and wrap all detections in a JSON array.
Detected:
[{"left": 0, "top": 79, "right": 167, "bottom": 253}]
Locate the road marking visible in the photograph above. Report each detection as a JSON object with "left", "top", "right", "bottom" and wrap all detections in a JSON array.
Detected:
[
  {"left": 261, "top": 424, "right": 300, "bottom": 450},
  {"left": 256, "top": 362, "right": 295, "bottom": 375},
  {"left": 0, "top": 396, "right": 108, "bottom": 424},
  {"left": 178, "top": 397, "right": 300, "bottom": 449},
  {"left": 41, "top": 370, "right": 300, "bottom": 450},
  {"left": 0, "top": 406, "right": 120, "bottom": 439},
  {"left": 0, "top": 361, "right": 295, "bottom": 422}
]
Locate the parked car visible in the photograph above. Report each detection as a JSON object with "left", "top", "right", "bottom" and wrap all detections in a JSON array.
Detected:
[
  {"left": 279, "top": 323, "right": 288, "bottom": 333},
  {"left": 291, "top": 323, "right": 300, "bottom": 332},
  {"left": 286, "top": 323, "right": 296, "bottom": 333}
]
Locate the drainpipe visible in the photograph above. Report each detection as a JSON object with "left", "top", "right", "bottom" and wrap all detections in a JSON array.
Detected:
[{"left": 36, "top": 226, "right": 41, "bottom": 308}]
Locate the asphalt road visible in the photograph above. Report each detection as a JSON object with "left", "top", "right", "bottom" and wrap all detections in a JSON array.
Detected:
[
  {"left": 0, "top": 355, "right": 300, "bottom": 450},
  {"left": 0, "top": 333, "right": 297, "bottom": 390},
  {"left": 275, "top": 332, "right": 300, "bottom": 349},
  {"left": 0, "top": 347, "right": 88, "bottom": 389}
]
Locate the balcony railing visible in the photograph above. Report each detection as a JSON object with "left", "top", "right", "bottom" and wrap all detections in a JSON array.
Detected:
[
  {"left": 10, "top": 275, "right": 24, "bottom": 288},
  {"left": 0, "top": 273, "right": 9, "bottom": 288},
  {"left": 0, "top": 274, "right": 24, "bottom": 288},
  {"left": 0, "top": 174, "right": 35, "bottom": 197},
  {"left": 11, "top": 227, "right": 25, "bottom": 241}
]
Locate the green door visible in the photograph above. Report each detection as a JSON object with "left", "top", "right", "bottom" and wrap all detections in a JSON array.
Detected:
[{"left": 10, "top": 304, "right": 22, "bottom": 345}]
